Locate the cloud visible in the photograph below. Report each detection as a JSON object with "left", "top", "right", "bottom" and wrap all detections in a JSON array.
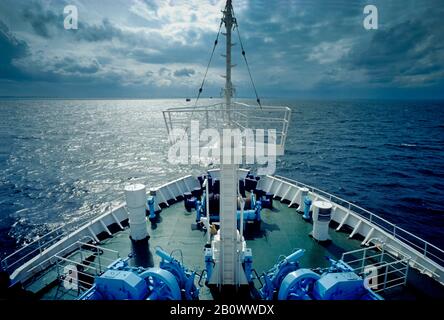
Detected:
[
  {"left": 53, "top": 57, "right": 101, "bottom": 75},
  {"left": 174, "top": 68, "right": 195, "bottom": 77},
  {"left": 75, "top": 18, "right": 124, "bottom": 42},
  {"left": 22, "top": 2, "right": 61, "bottom": 38},
  {"left": 342, "top": 14, "right": 444, "bottom": 87},
  {"left": 0, "top": 20, "right": 29, "bottom": 80},
  {"left": 0, "top": 0, "right": 443, "bottom": 98},
  {"left": 128, "top": 0, "right": 249, "bottom": 45},
  {"left": 308, "top": 39, "right": 353, "bottom": 65},
  {"left": 158, "top": 67, "right": 171, "bottom": 77}
]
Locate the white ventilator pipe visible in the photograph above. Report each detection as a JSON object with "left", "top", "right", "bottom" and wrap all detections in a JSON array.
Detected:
[
  {"left": 125, "top": 184, "right": 149, "bottom": 241},
  {"left": 311, "top": 201, "right": 332, "bottom": 242}
]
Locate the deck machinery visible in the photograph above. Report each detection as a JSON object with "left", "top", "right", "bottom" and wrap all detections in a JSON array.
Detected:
[{"left": 79, "top": 247, "right": 199, "bottom": 300}]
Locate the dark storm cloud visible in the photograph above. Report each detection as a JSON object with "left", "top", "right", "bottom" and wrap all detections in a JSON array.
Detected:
[
  {"left": 0, "top": 20, "right": 29, "bottom": 80},
  {"left": 158, "top": 67, "right": 171, "bottom": 77},
  {"left": 53, "top": 57, "right": 101, "bottom": 74},
  {"left": 0, "top": 17, "right": 102, "bottom": 83},
  {"left": 22, "top": 2, "right": 61, "bottom": 38},
  {"left": 75, "top": 19, "right": 124, "bottom": 42},
  {"left": 174, "top": 68, "right": 196, "bottom": 77},
  {"left": 0, "top": 0, "right": 443, "bottom": 98},
  {"left": 20, "top": 1, "right": 124, "bottom": 42},
  {"left": 342, "top": 8, "right": 444, "bottom": 86}
]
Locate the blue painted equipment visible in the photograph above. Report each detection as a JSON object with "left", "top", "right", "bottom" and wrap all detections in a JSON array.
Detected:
[
  {"left": 201, "top": 192, "right": 206, "bottom": 216},
  {"left": 239, "top": 208, "right": 261, "bottom": 222},
  {"left": 79, "top": 247, "right": 199, "bottom": 300},
  {"left": 147, "top": 196, "right": 156, "bottom": 220},
  {"left": 95, "top": 269, "right": 149, "bottom": 300},
  {"left": 313, "top": 272, "right": 374, "bottom": 300},
  {"left": 276, "top": 257, "right": 382, "bottom": 300},
  {"left": 302, "top": 196, "right": 312, "bottom": 220},
  {"left": 243, "top": 248, "right": 254, "bottom": 283},
  {"left": 250, "top": 192, "right": 256, "bottom": 209},
  {"left": 254, "top": 190, "right": 273, "bottom": 209},
  {"left": 259, "top": 249, "right": 305, "bottom": 300},
  {"left": 277, "top": 269, "right": 320, "bottom": 300},
  {"left": 204, "top": 248, "right": 214, "bottom": 285},
  {"left": 207, "top": 199, "right": 262, "bottom": 224},
  {"left": 195, "top": 200, "right": 202, "bottom": 222},
  {"left": 261, "top": 192, "right": 273, "bottom": 209},
  {"left": 155, "top": 247, "right": 199, "bottom": 300}
]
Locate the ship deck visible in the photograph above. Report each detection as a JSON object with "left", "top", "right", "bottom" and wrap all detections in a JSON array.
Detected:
[{"left": 27, "top": 196, "right": 444, "bottom": 301}]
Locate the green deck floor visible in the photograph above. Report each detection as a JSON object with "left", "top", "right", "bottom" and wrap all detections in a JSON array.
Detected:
[
  {"left": 39, "top": 198, "right": 366, "bottom": 300},
  {"left": 36, "top": 197, "right": 444, "bottom": 300}
]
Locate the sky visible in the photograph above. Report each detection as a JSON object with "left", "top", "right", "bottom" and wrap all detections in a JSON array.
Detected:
[{"left": 0, "top": 0, "right": 443, "bottom": 99}]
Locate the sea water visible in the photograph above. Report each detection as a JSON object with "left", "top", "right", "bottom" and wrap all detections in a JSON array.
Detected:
[{"left": 0, "top": 98, "right": 443, "bottom": 258}]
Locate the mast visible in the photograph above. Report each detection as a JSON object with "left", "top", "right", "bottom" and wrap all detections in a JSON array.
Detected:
[
  {"left": 210, "top": 0, "right": 248, "bottom": 288},
  {"left": 224, "top": 0, "right": 234, "bottom": 124}
]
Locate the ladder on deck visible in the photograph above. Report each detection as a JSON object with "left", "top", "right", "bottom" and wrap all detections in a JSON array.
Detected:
[{"left": 220, "top": 163, "right": 238, "bottom": 285}]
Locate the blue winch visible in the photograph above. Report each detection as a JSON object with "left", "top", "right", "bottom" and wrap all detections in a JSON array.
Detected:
[
  {"left": 206, "top": 200, "right": 262, "bottom": 224},
  {"left": 79, "top": 247, "right": 199, "bottom": 300},
  {"left": 259, "top": 249, "right": 305, "bottom": 300},
  {"left": 257, "top": 250, "right": 382, "bottom": 300},
  {"left": 193, "top": 191, "right": 262, "bottom": 226}
]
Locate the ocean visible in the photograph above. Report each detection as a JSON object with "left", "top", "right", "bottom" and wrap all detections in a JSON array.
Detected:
[{"left": 0, "top": 98, "right": 443, "bottom": 259}]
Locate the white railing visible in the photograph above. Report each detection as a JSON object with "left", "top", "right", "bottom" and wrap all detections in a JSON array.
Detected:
[
  {"left": 1, "top": 196, "right": 125, "bottom": 275},
  {"left": 53, "top": 242, "right": 120, "bottom": 296},
  {"left": 342, "top": 244, "right": 410, "bottom": 293},
  {"left": 162, "top": 102, "right": 292, "bottom": 155},
  {"left": 273, "top": 175, "right": 444, "bottom": 267},
  {"left": 1, "top": 224, "right": 73, "bottom": 274}
]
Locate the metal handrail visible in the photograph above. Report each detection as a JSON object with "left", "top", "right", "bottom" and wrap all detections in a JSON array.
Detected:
[
  {"left": 25, "top": 236, "right": 98, "bottom": 275},
  {"left": 2, "top": 226, "right": 65, "bottom": 262},
  {"left": 342, "top": 243, "right": 411, "bottom": 292},
  {"left": 1, "top": 196, "right": 125, "bottom": 275},
  {"left": 1, "top": 227, "right": 68, "bottom": 272},
  {"left": 274, "top": 175, "right": 444, "bottom": 266}
]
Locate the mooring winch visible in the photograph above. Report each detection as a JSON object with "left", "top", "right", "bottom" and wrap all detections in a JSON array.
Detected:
[{"left": 79, "top": 247, "right": 199, "bottom": 300}]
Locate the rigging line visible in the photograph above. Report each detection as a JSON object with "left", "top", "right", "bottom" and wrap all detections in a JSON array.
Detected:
[
  {"left": 193, "top": 19, "right": 224, "bottom": 111},
  {"left": 232, "top": 8, "right": 262, "bottom": 108},
  {"left": 177, "top": 19, "right": 223, "bottom": 148}
]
